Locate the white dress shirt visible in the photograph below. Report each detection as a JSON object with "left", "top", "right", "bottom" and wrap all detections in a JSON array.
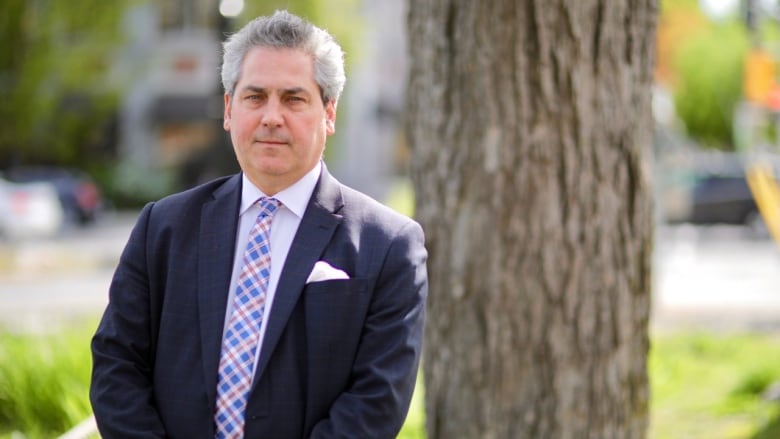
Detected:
[{"left": 224, "top": 161, "right": 321, "bottom": 375}]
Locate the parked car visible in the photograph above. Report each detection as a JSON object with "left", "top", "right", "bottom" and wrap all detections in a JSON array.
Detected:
[
  {"left": 0, "top": 176, "right": 64, "bottom": 239},
  {"left": 4, "top": 166, "right": 103, "bottom": 225},
  {"left": 658, "top": 150, "right": 772, "bottom": 237},
  {"left": 689, "top": 171, "right": 769, "bottom": 235}
]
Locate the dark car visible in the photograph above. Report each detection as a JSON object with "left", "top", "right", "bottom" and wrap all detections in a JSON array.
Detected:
[
  {"left": 4, "top": 166, "right": 102, "bottom": 225},
  {"left": 686, "top": 159, "right": 770, "bottom": 237},
  {"left": 690, "top": 173, "right": 757, "bottom": 225},
  {"left": 657, "top": 147, "right": 775, "bottom": 236}
]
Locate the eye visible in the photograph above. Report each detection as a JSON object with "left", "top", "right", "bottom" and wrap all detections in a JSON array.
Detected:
[
  {"left": 242, "top": 91, "right": 267, "bottom": 104},
  {"left": 282, "top": 93, "right": 308, "bottom": 104}
]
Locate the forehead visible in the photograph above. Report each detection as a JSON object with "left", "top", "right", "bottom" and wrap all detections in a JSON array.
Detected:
[{"left": 237, "top": 47, "right": 317, "bottom": 91}]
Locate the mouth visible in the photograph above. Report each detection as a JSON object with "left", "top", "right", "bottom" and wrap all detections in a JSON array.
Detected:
[{"left": 255, "top": 139, "right": 288, "bottom": 146}]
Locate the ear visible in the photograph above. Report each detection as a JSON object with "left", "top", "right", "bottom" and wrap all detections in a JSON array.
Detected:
[
  {"left": 325, "top": 100, "right": 337, "bottom": 135},
  {"left": 223, "top": 93, "right": 232, "bottom": 131}
]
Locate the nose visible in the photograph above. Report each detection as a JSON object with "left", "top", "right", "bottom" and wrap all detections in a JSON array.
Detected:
[{"left": 261, "top": 99, "right": 283, "bottom": 128}]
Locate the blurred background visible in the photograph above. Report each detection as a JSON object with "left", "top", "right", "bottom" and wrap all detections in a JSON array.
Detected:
[
  {"left": 0, "top": 0, "right": 410, "bottom": 322},
  {"left": 2, "top": 0, "right": 780, "bottom": 438}
]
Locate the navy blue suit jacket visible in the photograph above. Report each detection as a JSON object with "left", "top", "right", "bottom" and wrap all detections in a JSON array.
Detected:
[{"left": 90, "top": 166, "right": 428, "bottom": 438}]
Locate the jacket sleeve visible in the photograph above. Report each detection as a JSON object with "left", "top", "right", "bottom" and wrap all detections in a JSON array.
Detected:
[
  {"left": 308, "top": 220, "right": 428, "bottom": 439},
  {"left": 90, "top": 203, "right": 167, "bottom": 438}
]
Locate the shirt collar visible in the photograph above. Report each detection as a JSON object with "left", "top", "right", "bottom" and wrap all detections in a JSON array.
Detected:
[{"left": 240, "top": 161, "right": 322, "bottom": 218}]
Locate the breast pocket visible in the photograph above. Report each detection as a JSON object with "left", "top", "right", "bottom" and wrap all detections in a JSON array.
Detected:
[{"left": 303, "top": 278, "right": 370, "bottom": 361}]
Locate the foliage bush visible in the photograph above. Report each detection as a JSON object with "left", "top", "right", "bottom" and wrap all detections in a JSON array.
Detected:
[
  {"left": 673, "top": 21, "right": 749, "bottom": 149},
  {"left": 0, "top": 325, "right": 94, "bottom": 439},
  {"left": 0, "top": 1, "right": 134, "bottom": 168}
]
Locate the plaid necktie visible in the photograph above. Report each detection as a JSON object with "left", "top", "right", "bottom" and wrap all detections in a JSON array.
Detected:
[{"left": 214, "top": 197, "right": 280, "bottom": 438}]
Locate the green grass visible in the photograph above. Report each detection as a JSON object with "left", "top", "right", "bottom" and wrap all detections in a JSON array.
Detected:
[
  {"left": 2, "top": 323, "right": 780, "bottom": 438},
  {"left": 398, "top": 374, "right": 426, "bottom": 439},
  {"left": 0, "top": 323, "right": 97, "bottom": 439},
  {"left": 649, "top": 331, "right": 780, "bottom": 439}
]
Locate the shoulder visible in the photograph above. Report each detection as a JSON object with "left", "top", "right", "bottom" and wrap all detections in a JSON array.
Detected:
[
  {"left": 153, "top": 174, "right": 238, "bottom": 210},
  {"left": 136, "top": 174, "right": 240, "bottom": 231},
  {"left": 337, "top": 183, "right": 424, "bottom": 241}
]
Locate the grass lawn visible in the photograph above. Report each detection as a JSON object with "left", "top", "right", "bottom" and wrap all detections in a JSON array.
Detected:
[
  {"left": 2, "top": 323, "right": 780, "bottom": 438},
  {"left": 648, "top": 330, "right": 780, "bottom": 439}
]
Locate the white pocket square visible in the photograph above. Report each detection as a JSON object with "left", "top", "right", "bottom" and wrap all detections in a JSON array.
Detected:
[{"left": 306, "top": 261, "right": 350, "bottom": 284}]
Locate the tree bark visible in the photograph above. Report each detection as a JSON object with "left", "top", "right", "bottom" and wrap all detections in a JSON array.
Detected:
[{"left": 405, "top": 1, "right": 658, "bottom": 438}]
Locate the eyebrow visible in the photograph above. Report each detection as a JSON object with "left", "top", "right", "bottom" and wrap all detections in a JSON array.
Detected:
[{"left": 239, "top": 85, "right": 309, "bottom": 96}]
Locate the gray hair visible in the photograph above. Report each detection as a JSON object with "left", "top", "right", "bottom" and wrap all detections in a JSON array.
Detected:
[{"left": 221, "top": 10, "right": 346, "bottom": 104}]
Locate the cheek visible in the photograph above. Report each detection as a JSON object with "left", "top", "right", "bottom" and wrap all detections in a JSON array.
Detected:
[{"left": 231, "top": 117, "right": 255, "bottom": 138}]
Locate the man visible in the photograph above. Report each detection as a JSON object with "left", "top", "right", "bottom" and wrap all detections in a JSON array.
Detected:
[{"left": 90, "top": 10, "right": 427, "bottom": 439}]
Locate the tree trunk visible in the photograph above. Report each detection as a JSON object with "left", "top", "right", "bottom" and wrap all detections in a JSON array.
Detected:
[{"left": 405, "top": 1, "right": 658, "bottom": 438}]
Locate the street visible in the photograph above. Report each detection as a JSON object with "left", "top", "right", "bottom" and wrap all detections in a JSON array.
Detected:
[
  {"left": 1, "top": 214, "right": 779, "bottom": 332},
  {"left": 0, "top": 212, "right": 135, "bottom": 332},
  {"left": 653, "top": 224, "right": 780, "bottom": 331}
]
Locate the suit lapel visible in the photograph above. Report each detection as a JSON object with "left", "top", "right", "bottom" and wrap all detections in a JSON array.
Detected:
[
  {"left": 253, "top": 165, "right": 344, "bottom": 382},
  {"left": 198, "top": 174, "right": 242, "bottom": 405}
]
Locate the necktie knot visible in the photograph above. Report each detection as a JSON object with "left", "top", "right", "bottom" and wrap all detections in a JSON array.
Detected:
[{"left": 258, "top": 197, "right": 281, "bottom": 219}]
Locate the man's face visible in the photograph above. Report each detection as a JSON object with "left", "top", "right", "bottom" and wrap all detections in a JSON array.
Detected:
[{"left": 224, "top": 46, "right": 336, "bottom": 195}]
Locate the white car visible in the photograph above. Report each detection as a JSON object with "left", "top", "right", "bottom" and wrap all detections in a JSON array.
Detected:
[{"left": 0, "top": 176, "right": 64, "bottom": 239}]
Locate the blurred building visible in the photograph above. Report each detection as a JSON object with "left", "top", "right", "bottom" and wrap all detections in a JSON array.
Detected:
[
  {"left": 118, "top": 0, "right": 234, "bottom": 194},
  {"left": 329, "top": 1, "right": 408, "bottom": 201},
  {"left": 116, "top": 0, "right": 407, "bottom": 200}
]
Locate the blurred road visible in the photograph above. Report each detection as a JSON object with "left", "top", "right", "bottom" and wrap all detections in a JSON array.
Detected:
[
  {"left": 0, "top": 212, "right": 136, "bottom": 332},
  {"left": 653, "top": 224, "right": 780, "bottom": 331},
  {"left": 1, "top": 214, "right": 779, "bottom": 332}
]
